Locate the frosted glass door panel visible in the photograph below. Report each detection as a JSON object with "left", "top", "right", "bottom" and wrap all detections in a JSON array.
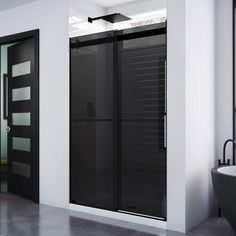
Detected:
[
  {"left": 12, "top": 113, "right": 31, "bottom": 126},
  {"left": 12, "top": 87, "right": 31, "bottom": 101},
  {"left": 12, "top": 161, "right": 30, "bottom": 178},
  {"left": 12, "top": 61, "right": 31, "bottom": 77},
  {"left": 12, "top": 137, "right": 31, "bottom": 152}
]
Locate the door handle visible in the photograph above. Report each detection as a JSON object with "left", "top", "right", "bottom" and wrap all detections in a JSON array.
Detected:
[
  {"left": 165, "top": 60, "right": 167, "bottom": 113},
  {"left": 164, "top": 60, "right": 167, "bottom": 148},
  {"left": 6, "top": 126, "right": 11, "bottom": 132},
  {"left": 164, "top": 114, "right": 167, "bottom": 148}
]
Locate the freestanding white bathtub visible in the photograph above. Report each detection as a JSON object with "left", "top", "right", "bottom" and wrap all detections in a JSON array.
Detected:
[{"left": 211, "top": 166, "right": 236, "bottom": 231}]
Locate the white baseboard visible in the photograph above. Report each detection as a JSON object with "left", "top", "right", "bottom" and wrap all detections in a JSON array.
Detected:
[{"left": 69, "top": 204, "right": 167, "bottom": 235}]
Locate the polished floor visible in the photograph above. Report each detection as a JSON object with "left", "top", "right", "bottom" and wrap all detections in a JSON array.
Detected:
[{"left": 0, "top": 193, "right": 235, "bottom": 236}]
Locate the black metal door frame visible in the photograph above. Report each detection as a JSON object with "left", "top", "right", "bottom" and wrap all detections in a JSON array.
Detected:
[
  {"left": 233, "top": 0, "right": 236, "bottom": 164},
  {"left": 0, "top": 29, "right": 39, "bottom": 202},
  {"left": 70, "top": 23, "right": 167, "bottom": 219}
]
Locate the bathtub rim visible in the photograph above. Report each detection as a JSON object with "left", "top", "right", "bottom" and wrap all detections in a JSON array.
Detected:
[{"left": 212, "top": 165, "right": 236, "bottom": 177}]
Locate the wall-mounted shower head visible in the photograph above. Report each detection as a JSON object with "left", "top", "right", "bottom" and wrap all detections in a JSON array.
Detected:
[{"left": 88, "top": 13, "right": 131, "bottom": 24}]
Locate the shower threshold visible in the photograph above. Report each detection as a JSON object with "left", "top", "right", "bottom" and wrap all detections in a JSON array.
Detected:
[{"left": 118, "top": 210, "right": 165, "bottom": 221}]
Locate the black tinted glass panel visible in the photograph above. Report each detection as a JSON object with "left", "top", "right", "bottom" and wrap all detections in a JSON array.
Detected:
[
  {"left": 119, "top": 34, "right": 167, "bottom": 219},
  {"left": 71, "top": 44, "right": 113, "bottom": 120},
  {"left": 71, "top": 32, "right": 114, "bottom": 210},
  {"left": 70, "top": 24, "right": 167, "bottom": 220},
  {"left": 71, "top": 121, "right": 114, "bottom": 209}
]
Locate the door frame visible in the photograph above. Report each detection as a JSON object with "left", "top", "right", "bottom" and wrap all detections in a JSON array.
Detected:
[
  {"left": 0, "top": 29, "right": 39, "bottom": 202},
  {"left": 233, "top": 0, "right": 236, "bottom": 164},
  {"left": 69, "top": 23, "right": 167, "bottom": 219}
]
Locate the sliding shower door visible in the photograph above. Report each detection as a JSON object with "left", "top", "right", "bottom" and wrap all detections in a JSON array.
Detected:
[
  {"left": 70, "top": 23, "right": 167, "bottom": 220},
  {"left": 70, "top": 31, "right": 115, "bottom": 210},
  {"left": 118, "top": 26, "right": 167, "bottom": 219}
]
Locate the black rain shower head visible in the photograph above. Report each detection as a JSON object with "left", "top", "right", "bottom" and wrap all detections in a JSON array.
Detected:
[{"left": 88, "top": 13, "right": 131, "bottom": 24}]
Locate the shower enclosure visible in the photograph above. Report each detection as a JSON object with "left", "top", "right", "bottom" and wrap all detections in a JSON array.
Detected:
[{"left": 70, "top": 22, "right": 167, "bottom": 220}]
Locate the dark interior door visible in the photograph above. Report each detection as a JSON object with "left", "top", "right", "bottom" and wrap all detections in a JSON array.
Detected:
[{"left": 7, "top": 37, "right": 39, "bottom": 201}]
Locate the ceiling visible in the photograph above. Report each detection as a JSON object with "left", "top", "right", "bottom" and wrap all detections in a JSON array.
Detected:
[
  {"left": 0, "top": 0, "right": 37, "bottom": 11},
  {"left": 88, "top": 0, "right": 139, "bottom": 8}
]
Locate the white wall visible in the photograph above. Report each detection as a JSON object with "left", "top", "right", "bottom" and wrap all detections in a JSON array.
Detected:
[
  {"left": 69, "top": 0, "right": 167, "bottom": 37},
  {"left": 106, "top": 0, "right": 167, "bottom": 17},
  {"left": 215, "top": 0, "right": 233, "bottom": 162},
  {"left": 105, "top": 0, "right": 167, "bottom": 29},
  {"left": 0, "top": 0, "right": 70, "bottom": 208},
  {"left": 167, "top": 0, "right": 186, "bottom": 232},
  {"left": 185, "top": 0, "right": 215, "bottom": 231},
  {"left": 167, "top": 0, "right": 215, "bottom": 232},
  {"left": 0, "top": 0, "right": 37, "bottom": 11},
  {"left": 69, "top": 0, "right": 109, "bottom": 37}
]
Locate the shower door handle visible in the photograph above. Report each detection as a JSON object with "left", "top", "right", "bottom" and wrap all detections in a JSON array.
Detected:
[
  {"left": 164, "top": 60, "right": 167, "bottom": 148},
  {"left": 6, "top": 126, "right": 11, "bottom": 132},
  {"left": 164, "top": 114, "right": 167, "bottom": 148}
]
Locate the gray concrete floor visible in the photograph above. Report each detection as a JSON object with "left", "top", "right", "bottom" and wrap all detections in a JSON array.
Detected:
[{"left": 0, "top": 193, "right": 235, "bottom": 236}]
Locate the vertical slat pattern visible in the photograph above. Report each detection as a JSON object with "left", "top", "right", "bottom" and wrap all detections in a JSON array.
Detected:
[{"left": 120, "top": 42, "right": 167, "bottom": 218}]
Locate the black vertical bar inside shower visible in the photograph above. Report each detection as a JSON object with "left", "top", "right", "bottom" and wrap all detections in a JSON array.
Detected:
[
  {"left": 70, "top": 23, "right": 167, "bottom": 220},
  {"left": 113, "top": 30, "right": 119, "bottom": 210},
  {"left": 233, "top": 0, "right": 236, "bottom": 165}
]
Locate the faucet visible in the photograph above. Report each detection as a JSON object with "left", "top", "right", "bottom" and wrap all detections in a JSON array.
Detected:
[{"left": 218, "top": 139, "right": 236, "bottom": 166}]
